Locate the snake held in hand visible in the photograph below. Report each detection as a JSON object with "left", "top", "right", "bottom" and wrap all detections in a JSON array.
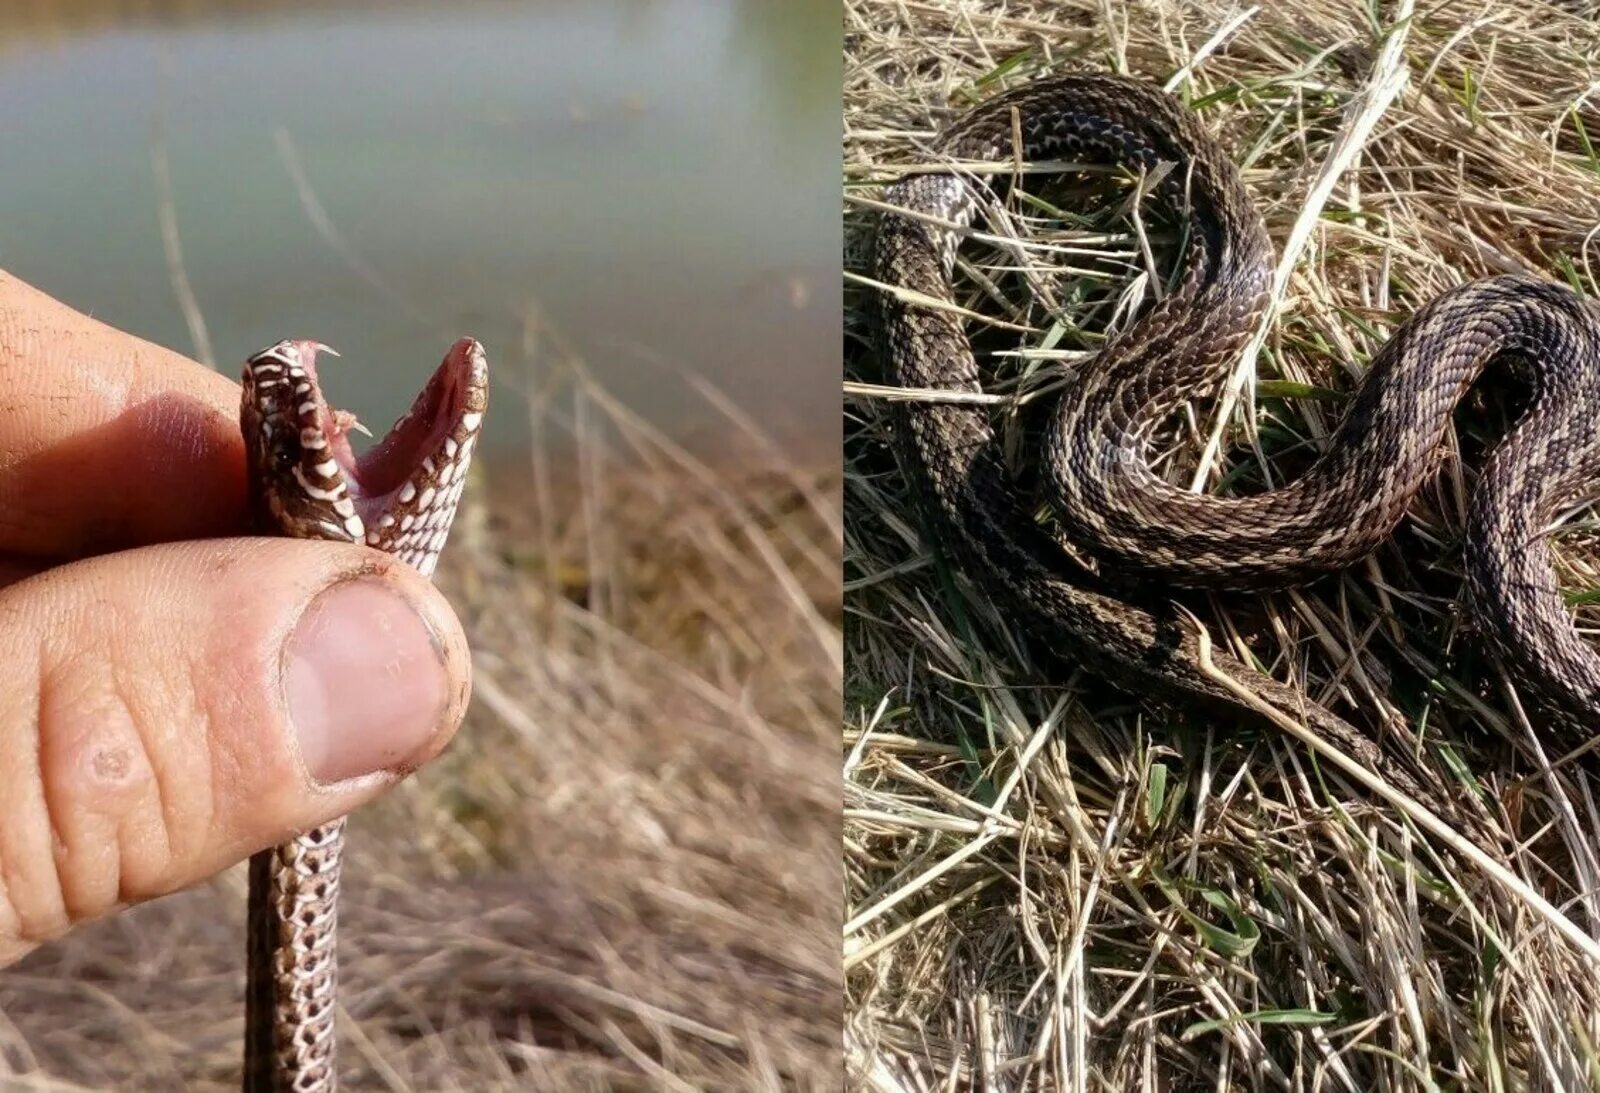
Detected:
[
  {"left": 873, "top": 73, "right": 1600, "bottom": 791},
  {"left": 239, "top": 336, "right": 488, "bottom": 1091}
]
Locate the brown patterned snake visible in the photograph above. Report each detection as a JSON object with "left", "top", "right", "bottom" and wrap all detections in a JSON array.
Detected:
[
  {"left": 873, "top": 73, "right": 1600, "bottom": 794},
  {"left": 239, "top": 337, "right": 488, "bottom": 1091}
]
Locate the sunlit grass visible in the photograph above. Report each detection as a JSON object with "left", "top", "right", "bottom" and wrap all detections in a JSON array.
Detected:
[{"left": 845, "top": 0, "right": 1600, "bottom": 1088}]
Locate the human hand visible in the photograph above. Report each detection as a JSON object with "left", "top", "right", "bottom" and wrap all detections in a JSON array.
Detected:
[{"left": 0, "top": 270, "right": 472, "bottom": 968}]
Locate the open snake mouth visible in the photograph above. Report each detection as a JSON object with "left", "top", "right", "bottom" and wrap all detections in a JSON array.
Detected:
[
  {"left": 287, "top": 337, "right": 485, "bottom": 524},
  {"left": 243, "top": 336, "right": 488, "bottom": 567}
]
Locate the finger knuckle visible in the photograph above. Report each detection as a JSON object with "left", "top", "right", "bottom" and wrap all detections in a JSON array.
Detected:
[{"left": 24, "top": 653, "right": 201, "bottom": 930}]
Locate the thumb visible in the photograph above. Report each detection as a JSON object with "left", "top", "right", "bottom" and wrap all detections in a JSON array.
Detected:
[{"left": 0, "top": 537, "right": 471, "bottom": 966}]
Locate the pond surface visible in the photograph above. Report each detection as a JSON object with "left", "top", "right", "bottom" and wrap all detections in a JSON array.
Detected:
[{"left": 0, "top": 0, "right": 838, "bottom": 461}]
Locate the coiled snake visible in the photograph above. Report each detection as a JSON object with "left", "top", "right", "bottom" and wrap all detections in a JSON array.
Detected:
[
  {"left": 239, "top": 337, "right": 488, "bottom": 1091},
  {"left": 873, "top": 74, "right": 1600, "bottom": 792}
]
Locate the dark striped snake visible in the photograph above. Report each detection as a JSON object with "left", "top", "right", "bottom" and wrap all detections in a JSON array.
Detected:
[
  {"left": 239, "top": 336, "right": 487, "bottom": 1091},
  {"left": 872, "top": 73, "right": 1600, "bottom": 804}
]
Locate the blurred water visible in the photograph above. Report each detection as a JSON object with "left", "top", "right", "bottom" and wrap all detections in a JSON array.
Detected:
[{"left": 0, "top": 0, "right": 838, "bottom": 460}]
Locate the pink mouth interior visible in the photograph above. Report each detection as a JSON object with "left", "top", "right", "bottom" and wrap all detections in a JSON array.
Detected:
[{"left": 295, "top": 339, "right": 472, "bottom": 523}]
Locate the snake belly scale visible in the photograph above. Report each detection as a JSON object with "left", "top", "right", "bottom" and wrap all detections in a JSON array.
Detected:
[
  {"left": 239, "top": 336, "right": 488, "bottom": 1092},
  {"left": 872, "top": 73, "right": 1600, "bottom": 785}
]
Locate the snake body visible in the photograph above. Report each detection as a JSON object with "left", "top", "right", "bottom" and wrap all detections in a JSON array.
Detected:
[
  {"left": 873, "top": 74, "right": 1600, "bottom": 775},
  {"left": 239, "top": 337, "right": 488, "bottom": 1091}
]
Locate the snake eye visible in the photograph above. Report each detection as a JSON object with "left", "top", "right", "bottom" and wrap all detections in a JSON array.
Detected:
[{"left": 275, "top": 448, "right": 295, "bottom": 469}]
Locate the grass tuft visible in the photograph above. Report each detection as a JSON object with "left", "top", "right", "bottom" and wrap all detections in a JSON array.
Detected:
[{"left": 845, "top": 1, "right": 1600, "bottom": 1088}]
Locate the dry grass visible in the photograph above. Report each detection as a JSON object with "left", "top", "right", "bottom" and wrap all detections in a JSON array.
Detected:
[
  {"left": 845, "top": 1, "right": 1600, "bottom": 1089},
  {"left": 0, "top": 344, "right": 842, "bottom": 1089}
]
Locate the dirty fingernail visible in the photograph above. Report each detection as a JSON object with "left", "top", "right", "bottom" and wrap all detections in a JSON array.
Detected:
[{"left": 283, "top": 578, "right": 451, "bottom": 785}]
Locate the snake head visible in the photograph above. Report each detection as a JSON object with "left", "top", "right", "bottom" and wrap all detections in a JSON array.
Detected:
[{"left": 240, "top": 337, "right": 489, "bottom": 575}]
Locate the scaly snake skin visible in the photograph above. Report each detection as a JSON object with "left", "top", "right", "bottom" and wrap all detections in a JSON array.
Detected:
[
  {"left": 238, "top": 337, "right": 488, "bottom": 1091},
  {"left": 873, "top": 74, "right": 1600, "bottom": 791}
]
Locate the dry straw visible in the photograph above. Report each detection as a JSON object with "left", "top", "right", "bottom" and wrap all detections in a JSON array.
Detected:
[{"left": 846, "top": 1, "right": 1600, "bottom": 1088}]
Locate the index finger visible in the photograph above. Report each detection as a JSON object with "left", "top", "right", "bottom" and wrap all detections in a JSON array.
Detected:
[{"left": 0, "top": 270, "right": 249, "bottom": 561}]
